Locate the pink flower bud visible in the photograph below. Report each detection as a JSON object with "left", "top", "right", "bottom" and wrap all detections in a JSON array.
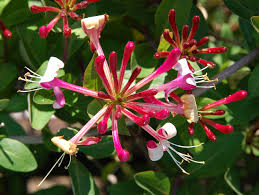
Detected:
[
  {"left": 187, "top": 16, "right": 200, "bottom": 41},
  {"left": 3, "top": 28, "right": 12, "bottom": 38},
  {"left": 181, "top": 25, "right": 189, "bottom": 43},
  {"left": 197, "top": 36, "right": 209, "bottom": 47},
  {"left": 200, "top": 47, "right": 227, "bottom": 54},
  {"left": 188, "top": 123, "right": 195, "bottom": 135}
]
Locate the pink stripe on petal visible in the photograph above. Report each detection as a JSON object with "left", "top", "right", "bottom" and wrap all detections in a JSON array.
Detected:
[{"left": 52, "top": 86, "right": 65, "bottom": 109}]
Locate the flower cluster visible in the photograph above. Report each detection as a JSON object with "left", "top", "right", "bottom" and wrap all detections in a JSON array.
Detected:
[
  {"left": 30, "top": 0, "right": 100, "bottom": 38},
  {"left": 154, "top": 9, "right": 227, "bottom": 70},
  {"left": 18, "top": 7, "right": 247, "bottom": 186}
]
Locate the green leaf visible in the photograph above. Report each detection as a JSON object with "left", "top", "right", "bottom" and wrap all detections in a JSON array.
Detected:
[
  {"left": 0, "top": 112, "right": 26, "bottom": 136},
  {"left": 83, "top": 53, "right": 102, "bottom": 91},
  {"left": 17, "top": 25, "right": 47, "bottom": 68},
  {"left": 29, "top": 94, "right": 55, "bottom": 130},
  {"left": 68, "top": 158, "right": 99, "bottom": 195},
  {"left": 0, "top": 0, "right": 11, "bottom": 15},
  {"left": 155, "top": 0, "right": 192, "bottom": 36},
  {"left": 157, "top": 34, "right": 171, "bottom": 52},
  {"left": 248, "top": 65, "right": 259, "bottom": 97},
  {"left": 79, "top": 136, "right": 115, "bottom": 159},
  {"left": 224, "top": 168, "right": 243, "bottom": 195},
  {"left": 0, "top": 99, "right": 9, "bottom": 111},
  {"left": 132, "top": 43, "right": 157, "bottom": 78},
  {"left": 223, "top": 0, "right": 254, "bottom": 20},
  {"left": 108, "top": 180, "right": 145, "bottom": 195},
  {"left": 31, "top": 185, "right": 67, "bottom": 195},
  {"left": 0, "top": 138, "right": 37, "bottom": 172},
  {"left": 5, "top": 95, "right": 27, "bottom": 112},
  {"left": 251, "top": 16, "right": 259, "bottom": 33},
  {"left": 0, "top": 63, "right": 17, "bottom": 92},
  {"left": 134, "top": 171, "right": 171, "bottom": 195},
  {"left": 186, "top": 132, "right": 243, "bottom": 178}
]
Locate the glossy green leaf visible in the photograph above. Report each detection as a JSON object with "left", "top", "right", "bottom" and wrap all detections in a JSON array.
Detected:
[
  {"left": 134, "top": 171, "right": 170, "bottom": 195},
  {"left": 157, "top": 34, "right": 171, "bottom": 52},
  {"left": 0, "top": 138, "right": 37, "bottom": 172},
  {"left": 223, "top": 0, "right": 254, "bottom": 20},
  {"left": 0, "top": 63, "right": 17, "bottom": 92},
  {"left": 0, "top": 0, "right": 11, "bottom": 15},
  {"left": 68, "top": 158, "right": 99, "bottom": 195},
  {"left": 31, "top": 185, "right": 67, "bottom": 195},
  {"left": 29, "top": 94, "right": 55, "bottom": 130},
  {"left": 83, "top": 53, "right": 102, "bottom": 91},
  {"left": 248, "top": 65, "right": 259, "bottom": 97},
  {"left": 5, "top": 95, "right": 27, "bottom": 113},
  {"left": 108, "top": 180, "right": 145, "bottom": 195},
  {"left": 17, "top": 26, "right": 47, "bottom": 68},
  {"left": 155, "top": 0, "right": 192, "bottom": 36},
  {"left": 0, "top": 99, "right": 9, "bottom": 111},
  {"left": 79, "top": 136, "right": 115, "bottom": 159},
  {"left": 251, "top": 16, "right": 259, "bottom": 33},
  {"left": 224, "top": 168, "right": 243, "bottom": 195},
  {"left": 132, "top": 43, "right": 157, "bottom": 78},
  {"left": 186, "top": 132, "right": 243, "bottom": 178},
  {"left": 0, "top": 112, "right": 26, "bottom": 136}
]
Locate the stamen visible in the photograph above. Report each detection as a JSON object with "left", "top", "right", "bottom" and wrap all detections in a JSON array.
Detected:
[
  {"left": 169, "top": 142, "right": 204, "bottom": 149},
  {"left": 24, "top": 66, "right": 41, "bottom": 77},
  {"left": 25, "top": 74, "right": 41, "bottom": 79},
  {"left": 36, "top": 152, "right": 66, "bottom": 189},
  {"left": 64, "top": 155, "right": 72, "bottom": 169},
  {"left": 166, "top": 148, "right": 190, "bottom": 175},
  {"left": 17, "top": 88, "right": 43, "bottom": 93},
  {"left": 18, "top": 77, "right": 38, "bottom": 83}
]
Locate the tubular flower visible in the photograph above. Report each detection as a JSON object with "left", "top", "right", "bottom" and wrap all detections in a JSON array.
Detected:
[
  {"left": 180, "top": 91, "right": 247, "bottom": 141},
  {"left": 146, "top": 123, "right": 204, "bottom": 174},
  {"left": 0, "top": 20, "right": 12, "bottom": 38},
  {"left": 36, "top": 135, "right": 101, "bottom": 188},
  {"left": 30, "top": 0, "right": 100, "bottom": 38},
  {"left": 154, "top": 9, "right": 227, "bottom": 70},
  {"left": 18, "top": 41, "right": 183, "bottom": 162}
]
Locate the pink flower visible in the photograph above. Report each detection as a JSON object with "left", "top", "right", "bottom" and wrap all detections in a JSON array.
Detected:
[
  {"left": 30, "top": 0, "right": 100, "bottom": 38},
  {"left": 180, "top": 91, "right": 247, "bottom": 141},
  {"left": 146, "top": 123, "right": 204, "bottom": 174},
  {"left": 154, "top": 9, "right": 227, "bottom": 71}
]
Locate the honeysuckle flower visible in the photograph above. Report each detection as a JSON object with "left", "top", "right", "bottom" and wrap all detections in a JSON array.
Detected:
[
  {"left": 154, "top": 9, "right": 227, "bottom": 70},
  {"left": 30, "top": 0, "right": 100, "bottom": 38},
  {"left": 149, "top": 58, "right": 217, "bottom": 102},
  {"left": 180, "top": 91, "right": 247, "bottom": 141},
  {"left": 0, "top": 20, "right": 12, "bottom": 38},
  {"left": 36, "top": 135, "right": 102, "bottom": 188},
  {"left": 62, "top": 43, "right": 182, "bottom": 162},
  {"left": 146, "top": 123, "right": 204, "bottom": 174},
  {"left": 18, "top": 42, "right": 182, "bottom": 163},
  {"left": 18, "top": 57, "right": 66, "bottom": 109}
]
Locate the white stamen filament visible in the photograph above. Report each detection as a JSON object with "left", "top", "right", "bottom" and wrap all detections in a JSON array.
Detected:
[
  {"left": 18, "top": 77, "right": 38, "bottom": 83},
  {"left": 166, "top": 148, "right": 190, "bottom": 175},
  {"left": 17, "top": 88, "right": 43, "bottom": 93},
  {"left": 26, "top": 74, "right": 41, "bottom": 79},
  {"left": 197, "top": 85, "right": 215, "bottom": 88},
  {"left": 193, "top": 66, "right": 209, "bottom": 74},
  {"left": 169, "top": 142, "right": 204, "bottom": 149},
  {"left": 65, "top": 155, "right": 72, "bottom": 169},
  {"left": 36, "top": 152, "right": 66, "bottom": 189},
  {"left": 25, "top": 66, "right": 41, "bottom": 77}
]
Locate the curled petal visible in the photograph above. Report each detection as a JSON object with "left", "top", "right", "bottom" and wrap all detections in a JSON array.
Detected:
[
  {"left": 158, "top": 123, "right": 177, "bottom": 139},
  {"left": 52, "top": 87, "right": 65, "bottom": 109},
  {"left": 40, "top": 57, "right": 64, "bottom": 83},
  {"left": 146, "top": 140, "right": 164, "bottom": 161},
  {"left": 174, "top": 58, "right": 192, "bottom": 76},
  {"left": 77, "top": 137, "right": 102, "bottom": 145}
]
